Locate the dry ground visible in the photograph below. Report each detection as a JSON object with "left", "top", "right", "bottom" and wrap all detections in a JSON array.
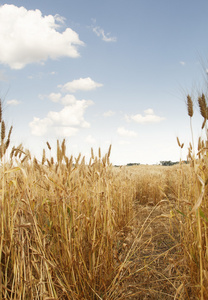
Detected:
[
  {"left": 121, "top": 201, "right": 181, "bottom": 299},
  {"left": 116, "top": 165, "right": 191, "bottom": 300}
]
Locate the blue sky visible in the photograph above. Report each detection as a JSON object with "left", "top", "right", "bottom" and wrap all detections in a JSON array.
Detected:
[{"left": 0, "top": 0, "right": 208, "bottom": 164}]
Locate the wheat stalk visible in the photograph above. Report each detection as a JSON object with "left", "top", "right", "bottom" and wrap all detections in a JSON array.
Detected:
[
  {"left": 198, "top": 94, "right": 207, "bottom": 119},
  {"left": 177, "top": 137, "right": 181, "bottom": 147},
  {"left": 187, "top": 95, "right": 195, "bottom": 158},
  {"left": 0, "top": 100, "right": 2, "bottom": 123},
  {"left": 91, "top": 147, "right": 94, "bottom": 160},
  {"left": 107, "top": 144, "right": 112, "bottom": 158},
  {"left": 46, "top": 141, "right": 51, "bottom": 150},
  {"left": 1, "top": 121, "right": 5, "bottom": 142},
  {"left": 61, "top": 139, "right": 66, "bottom": 158},
  {"left": 42, "top": 149, "right": 46, "bottom": 165},
  {"left": 187, "top": 95, "right": 193, "bottom": 117}
]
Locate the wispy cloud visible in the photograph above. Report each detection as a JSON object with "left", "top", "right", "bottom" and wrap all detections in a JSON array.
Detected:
[
  {"left": 92, "top": 26, "right": 117, "bottom": 42},
  {"left": 125, "top": 109, "right": 165, "bottom": 124},
  {"left": 117, "top": 127, "right": 137, "bottom": 137},
  {"left": 0, "top": 4, "right": 84, "bottom": 69},
  {"left": 91, "top": 19, "right": 116, "bottom": 42},
  {"left": 28, "top": 71, "right": 57, "bottom": 79},
  {"left": 180, "top": 61, "right": 185, "bottom": 66},
  {"left": 59, "top": 77, "right": 103, "bottom": 93},
  {"left": 103, "top": 110, "right": 115, "bottom": 117},
  {"left": 7, "top": 99, "right": 21, "bottom": 106}
]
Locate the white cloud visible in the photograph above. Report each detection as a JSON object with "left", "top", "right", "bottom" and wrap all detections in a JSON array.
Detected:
[
  {"left": 103, "top": 110, "right": 115, "bottom": 117},
  {"left": 85, "top": 135, "right": 96, "bottom": 144},
  {"left": 41, "top": 93, "right": 77, "bottom": 105},
  {"left": 117, "top": 127, "right": 137, "bottom": 137},
  {"left": 59, "top": 77, "right": 103, "bottom": 93},
  {"left": 29, "top": 117, "right": 53, "bottom": 136},
  {"left": 29, "top": 99, "right": 93, "bottom": 136},
  {"left": 7, "top": 99, "right": 21, "bottom": 106},
  {"left": 61, "top": 94, "right": 77, "bottom": 105},
  {"left": 180, "top": 61, "right": 185, "bottom": 66},
  {"left": 0, "top": 4, "right": 84, "bottom": 69},
  {"left": 31, "top": 78, "right": 97, "bottom": 137},
  {"left": 126, "top": 109, "right": 165, "bottom": 124},
  {"left": 47, "top": 100, "right": 93, "bottom": 127},
  {"left": 55, "top": 94, "right": 91, "bottom": 106},
  {"left": 92, "top": 26, "right": 117, "bottom": 42},
  {"left": 48, "top": 93, "right": 62, "bottom": 103},
  {"left": 144, "top": 108, "right": 154, "bottom": 115}
]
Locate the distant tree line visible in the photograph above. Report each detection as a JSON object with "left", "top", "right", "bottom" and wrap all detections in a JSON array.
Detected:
[
  {"left": 126, "top": 163, "right": 140, "bottom": 166},
  {"left": 113, "top": 161, "right": 188, "bottom": 167},
  {"left": 160, "top": 160, "right": 179, "bottom": 166},
  {"left": 114, "top": 163, "right": 140, "bottom": 167}
]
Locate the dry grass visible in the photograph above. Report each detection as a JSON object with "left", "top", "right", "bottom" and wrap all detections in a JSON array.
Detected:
[{"left": 0, "top": 135, "right": 136, "bottom": 299}]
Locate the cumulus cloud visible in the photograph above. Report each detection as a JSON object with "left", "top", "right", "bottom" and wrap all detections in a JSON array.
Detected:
[
  {"left": 144, "top": 108, "right": 154, "bottom": 115},
  {"left": 30, "top": 77, "right": 100, "bottom": 137},
  {"left": 60, "top": 94, "right": 77, "bottom": 105},
  {"left": 125, "top": 109, "right": 165, "bottom": 124},
  {"left": 29, "top": 98, "right": 93, "bottom": 137},
  {"left": 92, "top": 26, "right": 117, "bottom": 42},
  {"left": 47, "top": 93, "right": 62, "bottom": 103},
  {"left": 47, "top": 100, "right": 92, "bottom": 127},
  {"left": 7, "top": 99, "right": 21, "bottom": 106},
  {"left": 47, "top": 93, "right": 85, "bottom": 105},
  {"left": 40, "top": 93, "right": 79, "bottom": 105},
  {"left": 117, "top": 127, "right": 137, "bottom": 137},
  {"left": 29, "top": 117, "right": 53, "bottom": 136},
  {"left": 59, "top": 77, "right": 103, "bottom": 93},
  {"left": 0, "top": 4, "right": 84, "bottom": 69},
  {"left": 103, "top": 110, "right": 115, "bottom": 117}
]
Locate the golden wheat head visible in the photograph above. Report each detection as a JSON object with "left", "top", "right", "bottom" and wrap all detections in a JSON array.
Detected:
[
  {"left": 187, "top": 95, "right": 193, "bottom": 117},
  {"left": 198, "top": 93, "right": 207, "bottom": 119}
]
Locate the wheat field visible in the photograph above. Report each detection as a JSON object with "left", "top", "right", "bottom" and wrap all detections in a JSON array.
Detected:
[{"left": 0, "top": 95, "right": 207, "bottom": 299}]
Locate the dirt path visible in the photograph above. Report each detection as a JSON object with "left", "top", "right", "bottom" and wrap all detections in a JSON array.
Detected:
[{"left": 119, "top": 200, "right": 184, "bottom": 300}]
